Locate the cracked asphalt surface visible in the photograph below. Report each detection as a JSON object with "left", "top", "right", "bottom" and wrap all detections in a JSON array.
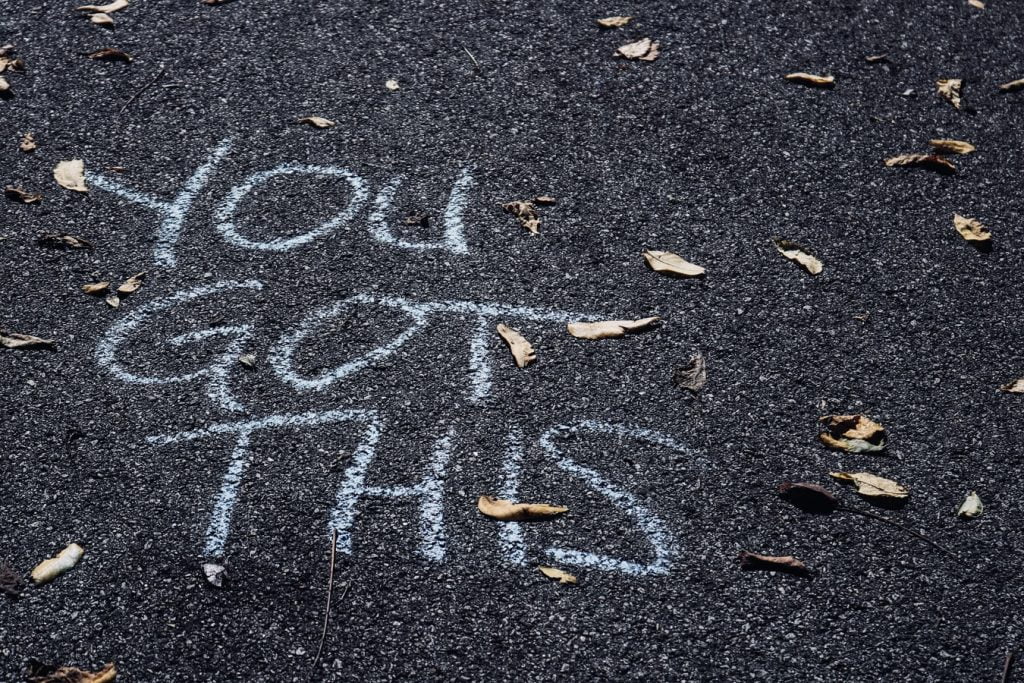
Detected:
[{"left": 3, "top": 0, "right": 1024, "bottom": 680}]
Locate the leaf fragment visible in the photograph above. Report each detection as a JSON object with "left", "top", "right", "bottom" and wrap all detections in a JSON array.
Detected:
[
  {"left": 81, "top": 281, "right": 110, "bottom": 295},
  {"left": 86, "top": 48, "right": 132, "bottom": 62},
  {"left": 25, "top": 660, "right": 117, "bottom": 683},
  {"left": 953, "top": 213, "right": 991, "bottom": 242},
  {"left": 957, "top": 491, "right": 983, "bottom": 518},
  {"left": 884, "top": 153, "right": 956, "bottom": 175},
  {"left": 936, "top": 78, "right": 962, "bottom": 109},
  {"left": 998, "top": 78, "right": 1024, "bottom": 93},
  {"left": 772, "top": 238, "right": 823, "bottom": 275},
  {"left": 784, "top": 72, "right": 835, "bottom": 87},
  {"left": 90, "top": 13, "right": 114, "bottom": 26},
  {"left": 385, "top": 79, "right": 399, "bottom": 91},
  {"left": 1, "top": 330, "right": 55, "bottom": 349},
  {"left": 38, "top": 233, "right": 93, "bottom": 249},
  {"left": 31, "top": 543, "right": 84, "bottom": 584},
  {"left": 533, "top": 195, "right": 556, "bottom": 205},
  {"left": 1000, "top": 378, "right": 1024, "bottom": 393},
  {"left": 673, "top": 353, "right": 707, "bottom": 393},
  {"left": 642, "top": 249, "right": 705, "bottom": 277},
  {"left": 865, "top": 54, "right": 888, "bottom": 63},
  {"left": 202, "top": 562, "right": 226, "bottom": 588},
  {"left": 0, "top": 75, "right": 9, "bottom": 93},
  {"left": 501, "top": 200, "right": 540, "bottom": 234},
  {"left": 615, "top": 38, "right": 660, "bottom": 61},
  {"left": 778, "top": 482, "right": 839, "bottom": 514},
  {"left": 76, "top": 0, "right": 128, "bottom": 12},
  {"left": 238, "top": 353, "right": 257, "bottom": 368},
  {"left": 929, "top": 139, "right": 975, "bottom": 155},
  {"left": 19, "top": 132, "right": 36, "bottom": 152},
  {"left": 5, "top": 185, "right": 42, "bottom": 204},
  {"left": 567, "top": 316, "right": 660, "bottom": 340},
  {"left": 596, "top": 15, "right": 632, "bottom": 28},
  {"left": 105, "top": 293, "right": 121, "bottom": 308},
  {"left": 477, "top": 495, "right": 567, "bottom": 521},
  {"left": 830, "top": 471, "right": 908, "bottom": 499},
  {"left": 496, "top": 324, "right": 535, "bottom": 368},
  {"left": 738, "top": 551, "right": 808, "bottom": 574},
  {"left": 968, "top": 0, "right": 985, "bottom": 8},
  {"left": 54, "top": 160, "right": 89, "bottom": 192},
  {"left": 538, "top": 566, "right": 577, "bottom": 584},
  {"left": 818, "top": 414, "right": 887, "bottom": 453},
  {"left": 116, "top": 271, "right": 146, "bottom": 294},
  {"left": 297, "top": 116, "right": 335, "bottom": 128}
]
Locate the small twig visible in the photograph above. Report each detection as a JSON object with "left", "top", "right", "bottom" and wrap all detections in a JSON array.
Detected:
[
  {"left": 120, "top": 64, "right": 167, "bottom": 114},
  {"left": 841, "top": 506, "right": 956, "bottom": 558},
  {"left": 1003, "top": 648, "right": 1016, "bottom": 683},
  {"left": 312, "top": 530, "right": 340, "bottom": 671},
  {"left": 461, "top": 44, "right": 481, "bottom": 72}
]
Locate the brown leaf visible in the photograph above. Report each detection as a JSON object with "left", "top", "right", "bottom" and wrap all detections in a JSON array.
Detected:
[
  {"left": 1000, "top": 378, "right": 1024, "bottom": 393},
  {"left": 116, "top": 271, "right": 146, "bottom": 294},
  {"left": 54, "top": 160, "right": 89, "bottom": 192},
  {"left": 297, "top": 116, "right": 335, "bottom": 128},
  {"left": 533, "top": 195, "right": 556, "bottom": 205},
  {"left": 998, "top": 78, "right": 1024, "bottom": 93},
  {"left": 19, "top": 132, "right": 36, "bottom": 152},
  {"left": 76, "top": 0, "right": 128, "bottom": 12},
  {"left": 501, "top": 200, "right": 540, "bottom": 234},
  {"left": 0, "top": 562, "right": 26, "bottom": 598},
  {"left": 953, "top": 213, "right": 991, "bottom": 242},
  {"left": 31, "top": 543, "right": 84, "bottom": 584},
  {"left": 673, "top": 353, "right": 707, "bottom": 393},
  {"left": 884, "top": 153, "right": 956, "bottom": 175},
  {"left": 1, "top": 330, "right": 55, "bottom": 349},
  {"left": 25, "top": 660, "right": 116, "bottom": 683},
  {"left": 929, "top": 139, "right": 975, "bottom": 154},
  {"left": 615, "top": 38, "right": 660, "bottom": 61},
  {"left": 81, "top": 281, "right": 110, "bottom": 295},
  {"left": 773, "top": 239, "right": 823, "bottom": 275},
  {"left": 538, "top": 566, "right": 577, "bottom": 584},
  {"left": 642, "top": 249, "right": 705, "bottom": 277},
  {"left": 936, "top": 78, "right": 962, "bottom": 109},
  {"left": 596, "top": 15, "right": 632, "bottom": 28},
  {"left": 784, "top": 72, "right": 835, "bottom": 87},
  {"left": 830, "top": 471, "right": 908, "bottom": 499},
  {"left": 496, "top": 324, "right": 535, "bottom": 368},
  {"left": 5, "top": 185, "right": 42, "bottom": 204},
  {"left": 778, "top": 482, "right": 839, "bottom": 514},
  {"left": 477, "top": 495, "right": 567, "bottom": 521},
  {"left": 86, "top": 48, "right": 132, "bottom": 62},
  {"left": 90, "top": 13, "right": 114, "bottom": 26},
  {"left": 819, "top": 414, "right": 887, "bottom": 453},
  {"left": 38, "top": 233, "right": 93, "bottom": 249},
  {"left": 738, "top": 551, "right": 808, "bottom": 574},
  {"left": 566, "top": 316, "right": 660, "bottom": 340}
]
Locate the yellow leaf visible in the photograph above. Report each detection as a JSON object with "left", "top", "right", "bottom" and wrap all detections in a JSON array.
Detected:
[
  {"left": 953, "top": 213, "right": 990, "bottom": 242},
  {"left": 784, "top": 72, "right": 835, "bottom": 87},
  {"left": 31, "top": 543, "right": 84, "bottom": 584},
  {"left": 54, "top": 160, "right": 88, "bottom": 192},
  {"left": 297, "top": 116, "right": 335, "bottom": 128},
  {"left": 615, "top": 38, "right": 660, "bottom": 61},
  {"left": 936, "top": 78, "right": 962, "bottom": 109},
  {"left": 957, "top": 491, "right": 983, "bottom": 518},
  {"left": 496, "top": 323, "right": 535, "bottom": 368},
  {"left": 773, "top": 239, "right": 822, "bottom": 275},
  {"left": 538, "top": 566, "right": 577, "bottom": 584},
  {"left": 928, "top": 139, "right": 975, "bottom": 154},
  {"left": 819, "top": 414, "right": 886, "bottom": 453},
  {"left": 830, "top": 471, "right": 908, "bottom": 499},
  {"left": 566, "top": 316, "right": 660, "bottom": 340},
  {"left": 477, "top": 495, "right": 567, "bottom": 520},
  {"left": 643, "top": 250, "right": 705, "bottom": 277},
  {"left": 884, "top": 153, "right": 956, "bottom": 175},
  {"left": 596, "top": 15, "right": 632, "bottom": 28}
]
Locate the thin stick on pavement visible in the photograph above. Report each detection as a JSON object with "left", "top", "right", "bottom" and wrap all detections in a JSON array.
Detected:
[{"left": 312, "top": 529, "right": 340, "bottom": 671}]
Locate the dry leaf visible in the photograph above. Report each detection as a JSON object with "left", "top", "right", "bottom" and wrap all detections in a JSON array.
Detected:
[
  {"left": 642, "top": 249, "right": 705, "bottom": 277},
  {"left": 778, "top": 482, "right": 839, "bottom": 514},
  {"left": 477, "top": 495, "right": 567, "bottom": 521},
  {"left": 784, "top": 72, "right": 835, "bottom": 87},
  {"left": 953, "top": 213, "right": 991, "bottom": 242},
  {"left": 773, "top": 239, "right": 823, "bottom": 275},
  {"left": 0, "top": 75, "right": 9, "bottom": 93},
  {"left": 116, "top": 271, "right": 146, "bottom": 294},
  {"left": 673, "top": 353, "right": 707, "bottom": 393},
  {"left": 818, "top": 414, "right": 887, "bottom": 453},
  {"left": 19, "top": 132, "right": 36, "bottom": 152},
  {"left": 81, "top": 281, "right": 110, "bottom": 295},
  {"left": 968, "top": 0, "right": 985, "bottom": 8},
  {"left": 1, "top": 330, "right": 55, "bottom": 349},
  {"left": 496, "top": 324, "right": 535, "bottom": 368},
  {"left": 884, "top": 153, "right": 956, "bottom": 175},
  {"left": 538, "top": 566, "right": 577, "bottom": 584},
  {"left": 865, "top": 54, "right": 888, "bottom": 63},
  {"left": 533, "top": 195, "right": 556, "bottom": 205},
  {"left": 297, "top": 116, "right": 335, "bottom": 128},
  {"left": 54, "top": 160, "right": 89, "bottom": 192},
  {"left": 105, "top": 294, "right": 121, "bottom": 308},
  {"left": 385, "top": 79, "right": 399, "bottom": 91},
  {"left": 86, "top": 48, "right": 132, "bottom": 62},
  {"left": 615, "top": 38, "right": 660, "bottom": 61},
  {"left": 0, "top": 562, "right": 25, "bottom": 598},
  {"left": 738, "top": 551, "right": 808, "bottom": 574},
  {"left": 501, "top": 200, "right": 540, "bottom": 234},
  {"left": 76, "top": 0, "right": 127, "bottom": 12},
  {"left": 936, "top": 78, "right": 962, "bottom": 109},
  {"left": 1000, "top": 378, "right": 1024, "bottom": 393},
  {"left": 90, "top": 13, "right": 114, "bottom": 26},
  {"left": 929, "top": 139, "right": 975, "bottom": 154},
  {"left": 25, "top": 660, "right": 117, "bottom": 683},
  {"left": 31, "top": 543, "right": 84, "bottom": 584},
  {"left": 566, "top": 316, "right": 660, "bottom": 340},
  {"left": 830, "top": 471, "right": 908, "bottom": 499},
  {"left": 957, "top": 491, "right": 983, "bottom": 518},
  {"left": 596, "top": 16, "right": 632, "bottom": 28},
  {"left": 38, "top": 233, "right": 93, "bottom": 249},
  {"left": 239, "top": 353, "right": 257, "bottom": 368},
  {"left": 5, "top": 185, "right": 42, "bottom": 204},
  {"left": 202, "top": 562, "right": 226, "bottom": 587},
  {"left": 998, "top": 78, "right": 1024, "bottom": 93}
]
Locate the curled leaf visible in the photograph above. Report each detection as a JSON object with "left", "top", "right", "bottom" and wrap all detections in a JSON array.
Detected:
[
  {"left": 998, "top": 78, "right": 1024, "bottom": 93},
  {"left": 538, "top": 566, "right": 577, "bottom": 584},
  {"left": 596, "top": 16, "right": 632, "bottom": 28},
  {"left": 615, "top": 38, "right": 660, "bottom": 61},
  {"left": 38, "top": 233, "right": 93, "bottom": 249},
  {"left": 953, "top": 213, "right": 990, "bottom": 242},
  {"left": 884, "top": 153, "right": 956, "bottom": 175},
  {"left": 567, "top": 316, "right": 660, "bottom": 340},
  {"left": 1, "top": 330, "right": 55, "bottom": 349},
  {"left": 54, "top": 160, "right": 89, "bottom": 192},
  {"left": 25, "top": 660, "right": 117, "bottom": 683},
  {"left": 643, "top": 249, "right": 705, "bottom": 277},
  {"left": 738, "top": 551, "right": 808, "bottom": 575},
  {"left": 818, "top": 414, "right": 887, "bottom": 453},
  {"left": 778, "top": 482, "right": 839, "bottom": 514},
  {"left": 86, "top": 48, "right": 132, "bottom": 62},
  {"left": 784, "top": 72, "right": 834, "bottom": 88},
  {"left": 31, "top": 543, "right": 84, "bottom": 584},
  {"left": 501, "top": 200, "right": 540, "bottom": 234},
  {"left": 496, "top": 324, "right": 535, "bottom": 368},
  {"left": 19, "top": 132, "right": 36, "bottom": 152},
  {"left": 773, "top": 238, "right": 823, "bottom": 275},
  {"left": 76, "top": 0, "right": 127, "bottom": 12},
  {"left": 968, "top": 0, "right": 985, "bottom": 8},
  {"left": 297, "top": 116, "right": 335, "bottom": 128},
  {"left": 830, "top": 471, "right": 908, "bottom": 499},
  {"left": 477, "top": 495, "right": 567, "bottom": 521},
  {"left": 81, "top": 281, "right": 110, "bottom": 295},
  {"left": 5, "top": 185, "right": 42, "bottom": 204},
  {"left": 1000, "top": 379, "right": 1024, "bottom": 393},
  {"left": 116, "top": 271, "right": 146, "bottom": 294},
  {"left": 957, "top": 491, "right": 983, "bottom": 519},
  {"left": 936, "top": 78, "right": 962, "bottom": 109},
  {"left": 929, "top": 139, "right": 975, "bottom": 155},
  {"left": 673, "top": 353, "right": 706, "bottom": 393}
]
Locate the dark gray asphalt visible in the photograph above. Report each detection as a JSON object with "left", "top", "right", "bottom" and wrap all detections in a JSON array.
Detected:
[{"left": 3, "top": 0, "right": 1024, "bottom": 680}]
